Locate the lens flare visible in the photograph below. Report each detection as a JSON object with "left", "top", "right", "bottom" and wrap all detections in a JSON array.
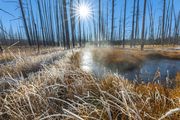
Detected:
[{"left": 74, "top": 1, "right": 93, "bottom": 21}]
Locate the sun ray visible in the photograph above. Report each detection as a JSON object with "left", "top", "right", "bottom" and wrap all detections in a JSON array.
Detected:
[{"left": 73, "top": 0, "right": 93, "bottom": 22}]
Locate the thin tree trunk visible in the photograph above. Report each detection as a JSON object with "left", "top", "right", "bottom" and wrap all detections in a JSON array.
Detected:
[
  {"left": 141, "top": 0, "right": 147, "bottom": 50},
  {"left": 70, "top": 0, "right": 75, "bottom": 48},
  {"left": 106, "top": 0, "right": 109, "bottom": 41},
  {"left": 135, "top": 0, "right": 139, "bottom": 44},
  {"left": 63, "top": 0, "right": 70, "bottom": 49},
  {"left": 148, "top": 0, "right": 155, "bottom": 46},
  {"left": 40, "top": 1, "right": 47, "bottom": 45},
  {"left": 161, "top": 0, "right": 166, "bottom": 46},
  {"left": 169, "top": 0, "right": 174, "bottom": 45},
  {"left": 98, "top": 0, "right": 101, "bottom": 45},
  {"left": 123, "top": 0, "right": 127, "bottom": 48},
  {"left": 111, "top": 0, "right": 115, "bottom": 41},
  {"left": 119, "top": 10, "right": 122, "bottom": 42},
  {"left": 18, "top": 0, "right": 31, "bottom": 46},
  {"left": 78, "top": 0, "right": 82, "bottom": 47},
  {"left": 131, "top": 0, "right": 136, "bottom": 48},
  {"left": 60, "top": 3, "right": 66, "bottom": 49}
]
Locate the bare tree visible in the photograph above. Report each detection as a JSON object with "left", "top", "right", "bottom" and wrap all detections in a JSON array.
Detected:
[
  {"left": 174, "top": 11, "right": 180, "bottom": 45},
  {"left": 2, "top": 0, "right": 180, "bottom": 47},
  {"left": 63, "top": 0, "right": 70, "bottom": 49},
  {"left": 18, "top": 0, "right": 31, "bottom": 46},
  {"left": 123, "top": 0, "right": 127, "bottom": 48},
  {"left": 119, "top": 10, "right": 122, "bottom": 42},
  {"left": 148, "top": 0, "right": 155, "bottom": 45},
  {"left": 70, "top": 0, "right": 75, "bottom": 48},
  {"left": 111, "top": 0, "right": 115, "bottom": 41},
  {"left": 37, "top": 0, "right": 46, "bottom": 46},
  {"left": 135, "top": 0, "right": 140, "bottom": 43},
  {"left": 92, "top": 11, "right": 97, "bottom": 46},
  {"left": 60, "top": 3, "right": 66, "bottom": 48},
  {"left": 54, "top": 0, "right": 60, "bottom": 46},
  {"left": 106, "top": 0, "right": 109, "bottom": 41},
  {"left": 98, "top": 0, "right": 101, "bottom": 44},
  {"left": 161, "top": 0, "right": 166, "bottom": 46},
  {"left": 78, "top": 0, "right": 82, "bottom": 47},
  {"left": 169, "top": 0, "right": 174, "bottom": 45},
  {"left": 141, "top": 0, "right": 147, "bottom": 50},
  {"left": 131, "top": 0, "right": 136, "bottom": 48}
]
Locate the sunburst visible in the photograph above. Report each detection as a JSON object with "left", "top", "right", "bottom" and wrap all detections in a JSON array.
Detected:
[{"left": 73, "top": 1, "right": 93, "bottom": 21}]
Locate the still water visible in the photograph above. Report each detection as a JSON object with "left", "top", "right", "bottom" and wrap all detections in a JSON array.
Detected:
[{"left": 81, "top": 50, "right": 180, "bottom": 84}]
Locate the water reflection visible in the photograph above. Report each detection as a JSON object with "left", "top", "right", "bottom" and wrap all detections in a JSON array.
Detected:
[
  {"left": 81, "top": 50, "right": 93, "bottom": 72},
  {"left": 80, "top": 49, "right": 110, "bottom": 77}
]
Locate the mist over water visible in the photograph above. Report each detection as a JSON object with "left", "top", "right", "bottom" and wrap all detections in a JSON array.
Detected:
[{"left": 81, "top": 49, "right": 180, "bottom": 84}]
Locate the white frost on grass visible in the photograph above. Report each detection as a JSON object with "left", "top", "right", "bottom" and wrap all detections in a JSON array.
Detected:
[{"left": 159, "top": 108, "right": 180, "bottom": 120}]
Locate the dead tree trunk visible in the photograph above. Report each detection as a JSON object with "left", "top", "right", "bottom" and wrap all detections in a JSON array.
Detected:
[
  {"left": 63, "top": 0, "right": 70, "bottom": 49},
  {"left": 135, "top": 0, "right": 140, "bottom": 44},
  {"left": 131, "top": 0, "right": 136, "bottom": 48},
  {"left": 169, "top": 0, "right": 174, "bottom": 45},
  {"left": 78, "top": 0, "right": 82, "bottom": 47},
  {"left": 60, "top": 5, "right": 66, "bottom": 49},
  {"left": 70, "top": 0, "right": 75, "bottom": 48},
  {"left": 141, "top": 0, "right": 147, "bottom": 50},
  {"left": 148, "top": 0, "right": 155, "bottom": 46},
  {"left": 119, "top": 10, "right": 122, "bottom": 42},
  {"left": 106, "top": 0, "right": 109, "bottom": 41},
  {"left": 98, "top": 0, "right": 101, "bottom": 44},
  {"left": 111, "top": 0, "right": 115, "bottom": 41},
  {"left": 18, "top": 0, "right": 31, "bottom": 46},
  {"left": 161, "top": 0, "right": 166, "bottom": 46},
  {"left": 123, "top": 0, "right": 127, "bottom": 48}
]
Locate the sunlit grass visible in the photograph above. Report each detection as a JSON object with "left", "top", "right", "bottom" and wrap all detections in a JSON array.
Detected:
[
  {"left": 91, "top": 47, "right": 180, "bottom": 71},
  {"left": 176, "top": 72, "right": 180, "bottom": 88},
  {"left": 0, "top": 47, "right": 179, "bottom": 119},
  {"left": 0, "top": 46, "right": 63, "bottom": 63}
]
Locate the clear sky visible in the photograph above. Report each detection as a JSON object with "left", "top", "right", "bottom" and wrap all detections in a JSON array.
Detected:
[{"left": 0, "top": 0, "right": 180, "bottom": 38}]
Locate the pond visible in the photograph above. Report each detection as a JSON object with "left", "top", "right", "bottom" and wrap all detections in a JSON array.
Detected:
[{"left": 81, "top": 49, "right": 180, "bottom": 86}]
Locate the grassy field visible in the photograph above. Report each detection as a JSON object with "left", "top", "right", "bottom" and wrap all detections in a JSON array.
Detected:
[{"left": 0, "top": 47, "right": 179, "bottom": 120}]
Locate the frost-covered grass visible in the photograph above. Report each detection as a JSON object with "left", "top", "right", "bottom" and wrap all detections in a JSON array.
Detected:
[
  {"left": 0, "top": 46, "right": 63, "bottom": 64},
  {"left": 0, "top": 47, "right": 64, "bottom": 77},
  {"left": 0, "top": 48, "right": 179, "bottom": 120}
]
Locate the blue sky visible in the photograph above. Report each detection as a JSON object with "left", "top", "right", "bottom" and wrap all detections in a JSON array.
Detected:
[{"left": 0, "top": 0, "right": 180, "bottom": 39}]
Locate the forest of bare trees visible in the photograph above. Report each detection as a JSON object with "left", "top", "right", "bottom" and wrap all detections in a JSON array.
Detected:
[{"left": 0, "top": 0, "right": 180, "bottom": 50}]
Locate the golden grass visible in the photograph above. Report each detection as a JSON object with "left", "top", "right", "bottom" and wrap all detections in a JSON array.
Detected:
[
  {"left": 92, "top": 48, "right": 145, "bottom": 70},
  {"left": 148, "top": 50, "right": 180, "bottom": 60},
  {"left": 0, "top": 48, "right": 179, "bottom": 120},
  {"left": 91, "top": 48, "right": 180, "bottom": 71},
  {"left": 0, "top": 52, "right": 14, "bottom": 63},
  {"left": 0, "top": 46, "right": 63, "bottom": 63},
  {"left": 124, "top": 45, "right": 180, "bottom": 50},
  {"left": 0, "top": 47, "right": 64, "bottom": 77},
  {"left": 70, "top": 50, "right": 81, "bottom": 68},
  {"left": 176, "top": 72, "right": 180, "bottom": 88}
]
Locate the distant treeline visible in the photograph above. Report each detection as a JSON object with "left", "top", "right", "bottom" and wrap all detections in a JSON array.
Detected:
[{"left": 0, "top": 0, "right": 180, "bottom": 50}]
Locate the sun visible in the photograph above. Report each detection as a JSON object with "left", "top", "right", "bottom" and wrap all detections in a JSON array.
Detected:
[
  {"left": 74, "top": 1, "right": 93, "bottom": 21},
  {"left": 79, "top": 4, "right": 89, "bottom": 18}
]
